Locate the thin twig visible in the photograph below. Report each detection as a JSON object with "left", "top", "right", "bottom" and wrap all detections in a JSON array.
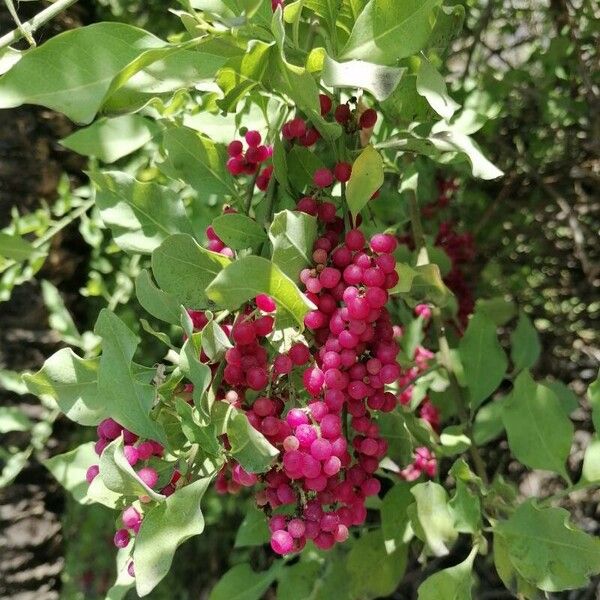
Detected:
[{"left": 0, "top": 0, "right": 79, "bottom": 51}]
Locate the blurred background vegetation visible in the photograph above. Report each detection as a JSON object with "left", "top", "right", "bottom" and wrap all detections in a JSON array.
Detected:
[{"left": 0, "top": 0, "right": 598, "bottom": 598}]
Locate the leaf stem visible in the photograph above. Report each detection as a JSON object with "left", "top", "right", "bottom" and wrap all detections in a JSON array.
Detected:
[{"left": 0, "top": 0, "right": 79, "bottom": 50}]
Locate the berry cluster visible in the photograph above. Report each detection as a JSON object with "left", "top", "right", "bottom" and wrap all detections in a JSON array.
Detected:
[{"left": 226, "top": 130, "right": 272, "bottom": 177}]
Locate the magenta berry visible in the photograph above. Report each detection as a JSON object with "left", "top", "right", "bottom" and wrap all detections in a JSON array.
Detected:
[{"left": 313, "top": 168, "right": 334, "bottom": 188}]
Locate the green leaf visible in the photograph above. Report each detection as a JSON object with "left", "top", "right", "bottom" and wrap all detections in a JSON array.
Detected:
[
  {"left": 474, "top": 297, "right": 515, "bottom": 326},
  {"left": 94, "top": 310, "right": 166, "bottom": 444},
  {"left": 0, "top": 232, "right": 35, "bottom": 261},
  {"left": 588, "top": 372, "right": 600, "bottom": 433},
  {"left": 346, "top": 530, "right": 408, "bottom": 599},
  {"left": 322, "top": 54, "right": 404, "bottom": 101},
  {"left": 41, "top": 280, "right": 83, "bottom": 347},
  {"left": 426, "top": 4, "right": 465, "bottom": 54},
  {"left": 206, "top": 255, "right": 314, "bottom": 328},
  {"left": 175, "top": 398, "right": 220, "bottom": 455},
  {"left": 287, "top": 146, "right": 326, "bottom": 193},
  {"left": 381, "top": 482, "right": 413, "bottom": 553},
  {"left": 92, "top": 171, "right": 193, "bottom": 254},
  {"left": 544, "top": 379, "right": 579, "bottom": 416},
  {"left": 152, "top": 233, "right": 231, "bottom": 308},
  {"left": 0, "top": 406, "right": 32, "bottom": 433},
  {"left": 494, "top": 501, "right": 600, "bottom": 592},
  {"left": 60, "top": 115, "right": 156, "bottom": 163},
  {"left": 502, "top": 371, "right": 573, "bottom": 481},
  {"left": 105, "top": 547, "right": 135, "bottom": 600},
  {"left": 272, "top": 134, "right": 290, "bottom": 194},
  {"left": 417, "top": 546, "right": 477, "bottom": 599},
  {"left": 340, "top": 0, "right": 442, "bottom": 65},
  {"left": 212, "top": 213, "right": 267, "bottom": 250},
  {"left": 100, "top": 438, "right": 165, "bottom": 502},
  {"left": 24, "top": 348, "right": 103, "bottom": 426},
  {"left": 201, "top": 318, "right": 232, "bottom": 362},
  {"left": 429, "top": 127, "right": 503, "bottom": 180},
  {"left": 346, "top": 145, "right": 384, "bottom": 217},
  {"left": 581, "top": 438, "right": 600, "bottom": 483},
  {"left": 234, "top": 504, "right": 270, "bottom": 547},
  {"left": 160, "top": 127, "right": 237, "bottom": 198},
  {"left": 409, "top": 263, "right": 452, "bottom": 307},
  {"left": 277, "top": 561, "right": 322, "bottom": 600},
  {"left": 449, "top": 480, "right": 481, "bottom": 534},
  {"left": 472, "top": 399, "right": 505, "bottom": 445},
  {"left": 510, "top": 311, "right": 541, "bottom": 372},
  {"left": 135, "top": 269, "right": 182, "bottom": 325},
  {"left": 269, "top": 210, "right": 318, "bottom": 281},
  {"left": 209, "top": 563, "right": 281, "bottom": 600},
  {"left": 135, "top": 477, "right": 212, "bottom": 596},
  {"left": 43, "top": 441, "right": 97, "bottom": 503},
  {"left": 409, "top": 481, "right": 457, "bottom": 556},
  {"left": 381, "top": 73, "right": 435, "bottom": 126},
  {"left": 416, "top": 56, "right": 459, "bottom": 120},
  {"left": 389, "top": 263, "right": 417, "bottom": 295},
  {"left": 459, "top": 312, "right": 507, "bottom": 408},
  {"left": 180, "top": 336, "right": 213, "bottom": 413},
  {"left": 212, "top": 402, "right": 279, "bottom": 473},
  {"left": 439, "top": 425, "right": 471, "bottom": 456},
  {"left": 216, "top": 40, "right": 272, "bottom": 113},
  {"left": 0, "top": 23, "right": 166, "bottom": 123}
]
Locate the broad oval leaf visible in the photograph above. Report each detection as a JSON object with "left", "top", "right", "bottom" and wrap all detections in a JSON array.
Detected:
[
  {"left": 417, "top": 546, "right": 477, "bottom": 599},
  {"left": 322, "top": 54, "right": 404, "bottom": 101},
  {"left": 459, "top": 312, "right": 507, "bottom": 408},
  {"left": 61, "top": 115, "right": 156, "bottom": 163},
  {"left": 151, "top": 233, "right": 231, "bottom": 308},
  {"left": 92, "top": 171, "right": 193, "bottom": 254},
  {"left": 340, "top": 0, "right": 442, "bottom": 65},
  {"left": 346, "top": 145, "right": 384, "bottom": 217},
  {"left": 0, "top": 23, "right": 166, "bottom": 123},
  {"left": 160, "top": 126, "right": 237, "bottom": 198},
  {"left": 212, "top": 213, "right": 267, "bottom": 250},
  {"left": 494, "top": 501, "right": 600, "bottom": 592},
  {"left": 502, "top": 370, "right": 573, "bottom": 481},
  {"left": 416, "top": 56, "right": 459, "bottom": 120},
  {"left": 510, "top": 311, "right": 541, "bottom": 372},
  {"left": 209, "top": 563, "right": 282, "bottom": 600},
  {"left": 205, "top": 255, "right": 314, "bottom": 328},
  {"left": 269, "top": 210, "right": 318, "bottom": 281}
]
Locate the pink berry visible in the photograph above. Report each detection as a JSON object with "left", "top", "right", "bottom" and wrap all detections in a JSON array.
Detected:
[
  {"left": 227, "top": 140, "right": 243, "bottom": 157},
  {"left": 245, "top": 130, "right": 261, "bottom": 147},
  {"left": 289, "top": 343, "right": 310, "bottom": 366},
  {"left": 319, "top": 94, "right": 332, "bottom": 115},
  {"left": 114, "top": 528, "right": 130, "bottom": 549},
  {"left": 86, "top": 465, "right": 99, "bottom": 484},
  {"left": 122, "top": 506, "right": 142, "bottom": 531},
  {"left": 271, "top": 530, "right": 294, "bottom": 555},
  {"left": 345, "top": 229, "right": 366, "bottom": 251},
  {"left": 370, "top": 233, "right": 397, "bottom": 254},
  {"left": 359, "top": 109, "right": 377, "bottom": 129},
  {"left": 313, "top": 168, "right": 334, "bottom": 188},
  {"left": 138, "top": 467, "right": 158, "bottom": 488},
  {"left": 334, "top": 162, "right": 352, "bottom": 183}
]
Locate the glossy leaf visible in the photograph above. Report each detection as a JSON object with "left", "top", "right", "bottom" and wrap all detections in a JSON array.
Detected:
[
  {"left": 0, "top": 23, "right": 166, "bottom": 123},
  {"left": 206, "top": 255, "right": 314, "bottom": 328},
  {"left": 494, "top": 501, "right": 600, "bottom": 592},
  {"left": 346, "top": 145, "right": 384, "bottom": 217},
  {"left": 92, "top": 171, "right": 193, "bottom": 254},
  {"left": 322, "top": 55, "right": 404, "bottom": 101},
  {"left": 510, "top": 311, "right": 541, "bottom": 372},
  {"left": 459, "top": 312, "right": 507, "bottom": 408},
  {"left": 341, "top": 0, "right": 442, "bottom": 65},
  {"left": 269, "top": 210, "right": 318, "bottom": 281},
  {"left": 135, "top": 478, "right": 211, "bottom": 596},
  {"left": 61, "top": 115, "right": 156, "bottom": 163},
  {"left": 212, "top": 213, "right": 267, "bottom": 250},
  {"left": 416, "top": 56, "right": 459, "bottom": 120},
  {"left": 160, "top": 127, "right": 237, "bottom": 198},
  {"left": 152, "top": 234, "right": 231, "bottom": 308},
  {"left": 502, "top": 370, "right": 573, "bottom": 481}
]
